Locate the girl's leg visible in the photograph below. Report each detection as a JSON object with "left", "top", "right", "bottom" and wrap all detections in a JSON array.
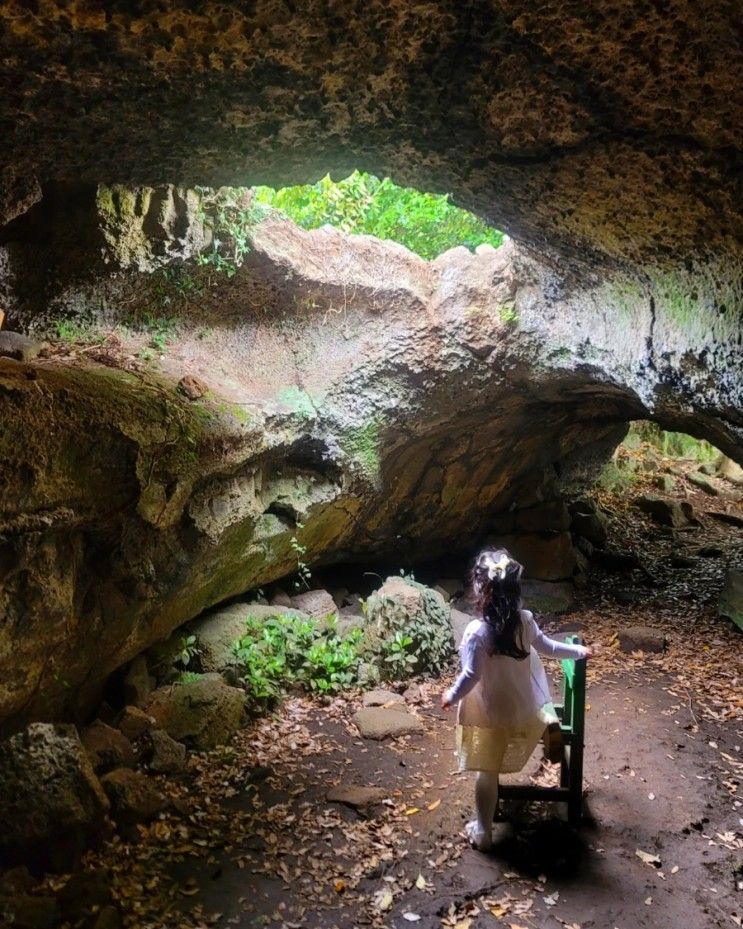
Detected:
[{"left": 467, "top": 771, "right": 499, "bottom": 851}]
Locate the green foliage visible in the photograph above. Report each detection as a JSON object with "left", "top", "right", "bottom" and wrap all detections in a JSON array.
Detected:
[
  {"left": 595, "top": 458, "right": 639, "bottom": 492},
  {"left": 365, "top": 577, "right": 454, "bottom": 680},
  {"left": 175, "top": 670, "right": 203, "bottom": 685},
  {"left": 232, "top": 612, "right": 363, "bottom": 709},
  {"left": 53, "top": 319, "right": 96, "bottom": 343},
  {"left": 290, "top": 522, "right": 312, "bottom": 592},
  {"left": 254, "top": 171, "right": 504, "bottom": 260},
  {"left": 196, "top": 188, "right": 269, "bottom": 277},
  {"left": 175, "top": 634, "right": 198, "bottom": 669},
  {"left": 629, "top": 422, "right": 718, "bottom": 462}
]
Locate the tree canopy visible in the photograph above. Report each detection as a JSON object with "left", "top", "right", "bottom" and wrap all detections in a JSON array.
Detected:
[{"left": 253, "top": 171, "right": 504, "bottom": 260}]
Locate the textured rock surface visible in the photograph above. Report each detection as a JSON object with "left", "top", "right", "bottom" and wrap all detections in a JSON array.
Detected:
[
  {"left": 719, "top": 570, "right": 743, "bottom": 633},
  {"left": 0, "top": 723, "right": 109, "bottom": 872},
  {"left": 100, "top": 768, "right": 165, "bottom": 827},
  {"left": 81, "top": 720, "right": 135, "bottom": 774},
  {"left": 0, "top": 2, "right": 740, "bottom": 270},
  {"left": 618, "top": 626, "right": 667, "bottom": 654},
  {"left": 0, "top": 210, "right": 740, "bottom": 729},
  {"left": 144, "top": 679, "right": 245, "bottom": 750},
  {"left": 352, "top": 707, "right": 424, "bottom": 740}
]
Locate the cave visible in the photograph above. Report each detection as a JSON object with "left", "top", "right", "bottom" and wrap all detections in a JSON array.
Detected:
[{"left": 0, "top": 5, "right": 741, "bottom": 927}]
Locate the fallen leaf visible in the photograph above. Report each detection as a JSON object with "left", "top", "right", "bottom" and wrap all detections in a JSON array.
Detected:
[
  {"left": 543, "top": 891, "right": 559, "bottom": 906},
  {"left": 645, "top": 896, "right": 653, "bottom": 905},
  {"left": 427, "top": 798, "right": 441, "bottom": 812},
  {"left": 671, "top": 865, "right": 679, "bottom": 874},
  {"left": 405, "top": 807, "right": 420, "bottom": 816},
  {"left": 374, "top": 888, "right": 393, "bottom": 911},
  {"left": 636, "top": 849, "right": 662, "bottom": 867},
  {"left": 402, "top": 914, "right": 421, "bottom": 923},
  {"left": 415, "top": 873, "right": 427, "bottom": 890}
]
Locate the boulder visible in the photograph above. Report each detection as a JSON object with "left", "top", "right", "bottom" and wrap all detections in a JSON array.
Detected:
[
  {"left": 0, "top": 331, "right": 41, "bottom": 362},
  {"left": 521, "top": 579, "right": 576, "bottom": 614},
  {"left": 189, "top": 602, "right": 306, "bottom": 672},
  {"left": 100, "top": 769, "right": 165, "bottom": 827},
  {"left": 494, "top": 533, "right": 577, "bottom": 581},
  {"left": 362, "top": 689, "right": 405, "bottom": 708},
  {"left": 364, "top": 576, "right": 453, "bottom": 675},
  {"left": 433, "top": 584, "right": 452, "bottom": 602},
  {"left": 617, "top": 626, "right": 666, "bottom": 654},
  {"left": 289, "top": 589, "right": 337, "bottom": 619},
  {"left": 329, "top": 587, "right": 351, "bottom": 608},
  {"left": 570, "top": 511, "right": 608, "bottom": 548},
  {"left": 122, "top": 655, "right": 154, "bottom": 707},
  {"left": 0, "top": 894, "right": 59, "bottom": 929},
  {"left": 687, "top": 472, "right": 719, "bottom": 496},
  {"left": 515, "top": 500, "right": 571, "bottom": 533},
  {"left": 635, "top": 495, "right": 695, "bottom": 527},
  {"left": 326, "top": 784, "right": 387, "bottom": 809},
  {"left": 58, "top": 869, "right": 112, "bottom": 922},
  {"left": 81, "top": 721, "right": 135, "bottom": 774},
  {"left": 116, "top": 706, "right": 154, "bottom": 741},
  {"left": 716, "top": 456, "right": 743, "bottom": 486},
  {"left": 148, "top": 729, "right": 187, "bottom": 773},
  {"left": 451, "top": 609, "right": 473, "bottom": 649},
  {"left": 270, "top": 589, "right": 293, "bottom": 608},
  {"left": 144, "top": 678, "right": 245, "bottom": 750},
  {"left": 654, "top": 474, "right": 675, "bottom": 493},
  {"left": 435, "top": 578, "right": 464, "bottom": 600},
  {"left": 352, "top": 707, "right": 424, "bottom": 740},
  {"left": 0, "top": 723, "right": 109, "bottom": 872},
  {"left": 718, "top": 569, "right": 743, "bottom": 632},
  {"left": 336, "top": 613, "right": 365, "bottom": 637}
]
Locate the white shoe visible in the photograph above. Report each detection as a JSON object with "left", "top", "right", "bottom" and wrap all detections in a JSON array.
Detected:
[{"left": 465, "top": 820, "right": 492, "bottom": 852}]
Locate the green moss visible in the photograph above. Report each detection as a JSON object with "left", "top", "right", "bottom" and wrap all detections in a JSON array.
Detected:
[
  {"left": 276, "top": 386, "right": 316, "bottom": 418},
  {"left": 340, "top": 418, "right": 382, "bottom": 481},
  {"left": 498, "top": 301, "right": 518, "bottom": 324}
]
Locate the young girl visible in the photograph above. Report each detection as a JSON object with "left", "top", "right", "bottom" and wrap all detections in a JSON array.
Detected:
[{"left": 441, "top": 548, "right": 591, "bottom": 851}]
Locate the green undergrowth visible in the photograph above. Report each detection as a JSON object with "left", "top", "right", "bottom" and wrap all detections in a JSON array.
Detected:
[
  {"left": 232, "top": 612, "right": 364, "bottom": 710},
  {"left": 254, "top": 171, "right": 504, "bottom": 260}
]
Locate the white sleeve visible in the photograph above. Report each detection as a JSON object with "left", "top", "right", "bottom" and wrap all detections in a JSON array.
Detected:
[
  {"left": 526, "top": 613, "right": 588, "bottom": 660},
  {"left": 445, "top": 630, "right": 487, "bottom": 704}
]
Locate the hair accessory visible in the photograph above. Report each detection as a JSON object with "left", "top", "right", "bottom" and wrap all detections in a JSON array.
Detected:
[{"left": 486, "top": 552, "right": 511, "bottom": 580}]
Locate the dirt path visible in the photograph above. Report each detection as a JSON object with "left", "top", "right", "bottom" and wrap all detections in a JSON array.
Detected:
[{"left": 102, "top": 658, "right": 741, "bottom": 929}]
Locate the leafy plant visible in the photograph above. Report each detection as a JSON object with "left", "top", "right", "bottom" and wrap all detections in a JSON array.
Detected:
[
  {"left": 365, "top": 577, "right": 454, "bottom": 680},
  {"left": 232, "top": 611, "right": 362, "bottom": 709},
  {"left": 175, "top": 634, "right": 198, "bottom": 669},
  {"left": 175, "top": 670, "right": 203, "bottom": 685},
  {"left": 290, "top": 523, "right": 312, "bottom": 591},
  {"left": 253, "top": 171, "right": 504, "bottom": 260},
  {"left": 196, "top": 188, "right": 269, "bottom": 277}
]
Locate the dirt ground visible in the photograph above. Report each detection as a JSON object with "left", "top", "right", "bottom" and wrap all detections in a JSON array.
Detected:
[{"left": 42, "top": 462, "right": 742, "bottom": 929}]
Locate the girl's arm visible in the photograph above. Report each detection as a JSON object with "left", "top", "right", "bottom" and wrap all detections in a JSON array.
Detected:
[
  {"left": 531, "top": 624, "right": 589, "bottom": 660},
  {"left": 443, "top": 634, "right": 485, "bottom": 706}
]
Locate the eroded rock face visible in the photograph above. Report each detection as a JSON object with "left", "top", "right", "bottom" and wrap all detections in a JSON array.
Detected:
[
  {"left": 0, "top": 2, "right": 740, "bottom": 270},
  {"left": 0, "top": 213, "right": 740, "bottom": 730}
]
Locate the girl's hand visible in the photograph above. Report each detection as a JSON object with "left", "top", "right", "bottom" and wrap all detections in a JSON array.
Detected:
[
  {"left": 441, "top": 693, "right": 453, "bottom": 710},
  {"left": 583, "top": 646, "right": 593, "bottom": 659}
]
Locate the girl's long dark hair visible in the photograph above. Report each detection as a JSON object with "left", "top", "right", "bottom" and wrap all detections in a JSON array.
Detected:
[{"left": 472, "top": 548, "right": 529, "bottom": 660}]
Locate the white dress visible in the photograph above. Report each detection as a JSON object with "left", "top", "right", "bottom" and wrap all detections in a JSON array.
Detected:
[{"left": 445, "top": 610, "right": 587, "bottom": 773}]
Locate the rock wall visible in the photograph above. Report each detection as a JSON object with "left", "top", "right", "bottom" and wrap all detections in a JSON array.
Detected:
[
  {"left": 0, "top": 1, "right": 740, "bottom": 270},
  {"left": 0, "top": 204, "right": 740, "bottom": 730}
]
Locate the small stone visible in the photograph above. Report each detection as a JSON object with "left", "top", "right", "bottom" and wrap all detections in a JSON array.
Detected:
[
  {"left": 719, "top": 569, "right": 743, "bottom": 632},
  {"left": 654, "top": 474, "right": 675, "bottom": 492},
  {"left": 617, "top": 626, "right": 666, "bottom": 653},
  {"left": 362, "top": 689, "right": 405, "bottom": 708},
  {"left": 82, "top": 721, "right": 135, "bottom": 774},
  {"left": 716, "top": 455, "right": 743, "bottom": 486},
  {"left": 687, "top": 472, "right": 719, "bottom": 496},
  {"left": 149, "top": 729, "right": 186, "bottom": 773},
  {"left": 177, "top": 374, "right": 208, "bottom": 400},
  {"left": 269, "top": 589, "right": 293, "bottom": 607},
  {"left": 92, "top": 905, "right": 123, "bottom": 929},
  {"left": 697, "top": 545, "right": 723, "bottom": 558},
  {"left": 58, "top": 869, "right": 112, "bottom": 921},
  {"left": 100, "top": 769, "right": 165, "bottom": 827},
  {"left": 352, "top": 707, "right": 424, "bottom": 740},
  {"left": 635, "top": 495, "right": 694, "bottom": 527},
  {"left": 0, "top": 331, "right": 41, "bottom": 362},
  {"left": 570, "top": 511, "right": 608, "bottom": 547},
  {"left": 290, "top": 588, "right": 337, "bottom": 619},
  {"left": 122, "top": 655, "right": 154, "bottom": 707},
  {"left": 116, "top": 706, "right": 154, "bottom": 741},
  {"left": 327, "top": 784, "right": 387, "bottom": 808}
]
